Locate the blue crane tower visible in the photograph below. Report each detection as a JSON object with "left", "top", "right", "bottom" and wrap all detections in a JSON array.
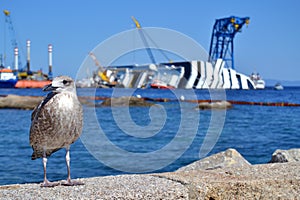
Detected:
[{"left": 208, "top": 16, "right": 250, "bottom": 69}]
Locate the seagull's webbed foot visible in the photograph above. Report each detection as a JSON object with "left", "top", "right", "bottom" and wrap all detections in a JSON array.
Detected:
[
  {"left": 40, "top": 179, "right": 60, "bottom": 187},
  {"left": 61, "top": 178, "right": 84, "bottom": 186},
  {"left": 62, "top": 148, "right": 84, "bottom": 186}
]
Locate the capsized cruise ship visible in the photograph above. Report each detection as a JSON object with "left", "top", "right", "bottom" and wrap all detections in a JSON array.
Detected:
[{"left": 89, "top": 58, "right": 256, "bottom": 89}]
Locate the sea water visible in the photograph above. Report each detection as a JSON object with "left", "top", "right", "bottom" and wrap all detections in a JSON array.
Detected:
[{"left": 0, "top": 87, "right": 299, "bottom": 185}]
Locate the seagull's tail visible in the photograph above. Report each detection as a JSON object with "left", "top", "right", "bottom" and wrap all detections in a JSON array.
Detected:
[
  {"left": 31, "top": 150, "right": 43, "bottom": 160},
  {"left": 31, "top": 148, "right": 60, "bottom": 160}
]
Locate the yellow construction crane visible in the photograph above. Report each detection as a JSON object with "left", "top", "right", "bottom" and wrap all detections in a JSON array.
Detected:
[
  {"left": 3, "top": 9, "right": 23, "bottom": 68},
  {"left": 131, "top": 16, "right": 156, "bottom": 63},
  {"left": 88, "top": 52, "right": 110, "bottom": 82},
  {"left": 131, "top": 16, "right": 172, "bottom": 63},
  {"left": 3, "top": 10, "right": 10, "bottom": 16},
  {"left": 131, "top": 16, "right": 141, "bottom": 29}
]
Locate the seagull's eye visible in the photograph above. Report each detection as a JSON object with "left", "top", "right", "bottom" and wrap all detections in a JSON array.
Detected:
[{"left": 63, "top": 80, "right": 70, "bottom": 85}]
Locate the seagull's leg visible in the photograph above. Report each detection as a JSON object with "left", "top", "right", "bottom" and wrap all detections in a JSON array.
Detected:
[
  {"left": 65, "top": 147, "right": 72, "bottom": 182},
  {"left": 61, "top": 146, "right": 84, "bottom": 186},
  {"left": 41, "top": 152, "right": 59, "bottom": 187}
]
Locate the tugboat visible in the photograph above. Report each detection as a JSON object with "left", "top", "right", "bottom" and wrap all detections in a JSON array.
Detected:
[
  {"left": 0, "top": 67, "right": 18, "bottom": 88},
  {"left": 250, "top": 72, "right": 265, "bottom": 89}
]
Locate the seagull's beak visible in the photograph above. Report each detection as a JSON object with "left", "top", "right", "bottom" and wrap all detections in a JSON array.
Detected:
[{"left": 43, "top": 83, "right": 57, "bottom": 91}]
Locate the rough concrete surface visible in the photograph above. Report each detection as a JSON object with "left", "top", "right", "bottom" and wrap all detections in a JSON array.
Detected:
[
  {"left": 0, "top": 148, "right": 299, "bottom": 199},
  {"left": 269, "top": 148, "right": 300, "bottom": 163}
]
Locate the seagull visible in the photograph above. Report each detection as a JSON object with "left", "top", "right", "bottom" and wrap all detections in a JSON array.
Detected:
[{"left": 29, "top": 75, "right": 83, "bottom": 187}]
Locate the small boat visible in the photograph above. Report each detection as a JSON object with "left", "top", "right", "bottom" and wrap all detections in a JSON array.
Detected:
[
  {"left": 274, "top": 83, "right": 284, "bottom": 90},
  {"left": 255, "top": 79, "right": 266, "bottom": 89},
  {"left": 150, "top": 80, "right": 175, "bottom": 89},
  {"left": 0, "top": 68, "right": 18, "bottom": 88},
  {"left": 250, "top": 72, "right": 265, "bottom": 89}
]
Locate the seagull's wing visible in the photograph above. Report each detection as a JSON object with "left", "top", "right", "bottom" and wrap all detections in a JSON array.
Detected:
[
  {"left": 30, "top": 92, "right": 59, "bottom": 159},
  {"left": 31, "top": 92, "right": 57, "bottom": 121}
]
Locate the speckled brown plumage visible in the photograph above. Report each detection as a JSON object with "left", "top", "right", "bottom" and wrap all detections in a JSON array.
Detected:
[{"left": 29, "top": 75, "right": 83, "bottom": 187}]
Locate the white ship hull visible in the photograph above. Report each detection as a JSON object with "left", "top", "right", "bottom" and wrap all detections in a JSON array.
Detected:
[{"left": 116, "top": 59, "right": 256, "bottom": 89}]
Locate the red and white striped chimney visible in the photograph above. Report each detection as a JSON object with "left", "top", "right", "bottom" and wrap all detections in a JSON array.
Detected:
[
  {"left": 14, "top": 47, "right": 18, "bottom": 70},
  {"left": 48, "top": 44, "right": 53, "bottom": 78},
  {"left": 26, "top": 40, "right": 31, "bottom": 71}
]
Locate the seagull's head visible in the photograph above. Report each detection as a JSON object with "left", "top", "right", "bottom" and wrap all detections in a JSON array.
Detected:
[{"left": 43, "top": 76, "right": 75, "bottom": 93}]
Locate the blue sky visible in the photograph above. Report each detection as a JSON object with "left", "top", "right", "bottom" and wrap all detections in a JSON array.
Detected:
[{"left": 1, "top": 0, "right": 299, "bottom": 81}]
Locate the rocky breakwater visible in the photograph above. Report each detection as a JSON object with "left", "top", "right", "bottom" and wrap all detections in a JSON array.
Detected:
[
  {"left": 0, "top": 95, "right": 156, "bottom": 109},
  {"left": 0, "top": 95, "right": 233, "bottom": 110},
  {"left": 196, "top": 101, "right": 233, "bottom": 110},
  {"left": 0, "top": 148, "right": 299, "bottom": 199},
  {"left": 99, "top": 96, "right": 155, "bottom": 107},
  {"left": 0, "top": 95, "right": 43, "bottom": 110}
]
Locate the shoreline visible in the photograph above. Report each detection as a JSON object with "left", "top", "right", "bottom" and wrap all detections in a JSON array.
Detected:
[{"left": 1, "top": 148, "right": 299, "bottom": 199}]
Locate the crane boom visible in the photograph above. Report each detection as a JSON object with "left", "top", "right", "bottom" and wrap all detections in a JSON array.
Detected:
[
  {"left": 208, "top": 16, "right": 249, "bottom": 69},
  {"left": 3, "top": 9, "right": 22, "bottom": 69},
  {"left": 89, "top": 52, "right": 110, "bottom": 82},
  {"left": 131, "top": 16, "right": 141, "bottom": 29},
  {"left": 4, "top": 10, "right": 18, "bottom": 48},
  {"left": 131, "top": 16, "right": 156, "bottom": 64},
  {"left": 89, "top": 52, "right": 103, "bottom": 70}
]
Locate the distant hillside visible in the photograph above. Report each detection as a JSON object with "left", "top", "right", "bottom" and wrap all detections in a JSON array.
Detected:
[{"left": 265, "top": 79, "right": 300, "bottom": 87}]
